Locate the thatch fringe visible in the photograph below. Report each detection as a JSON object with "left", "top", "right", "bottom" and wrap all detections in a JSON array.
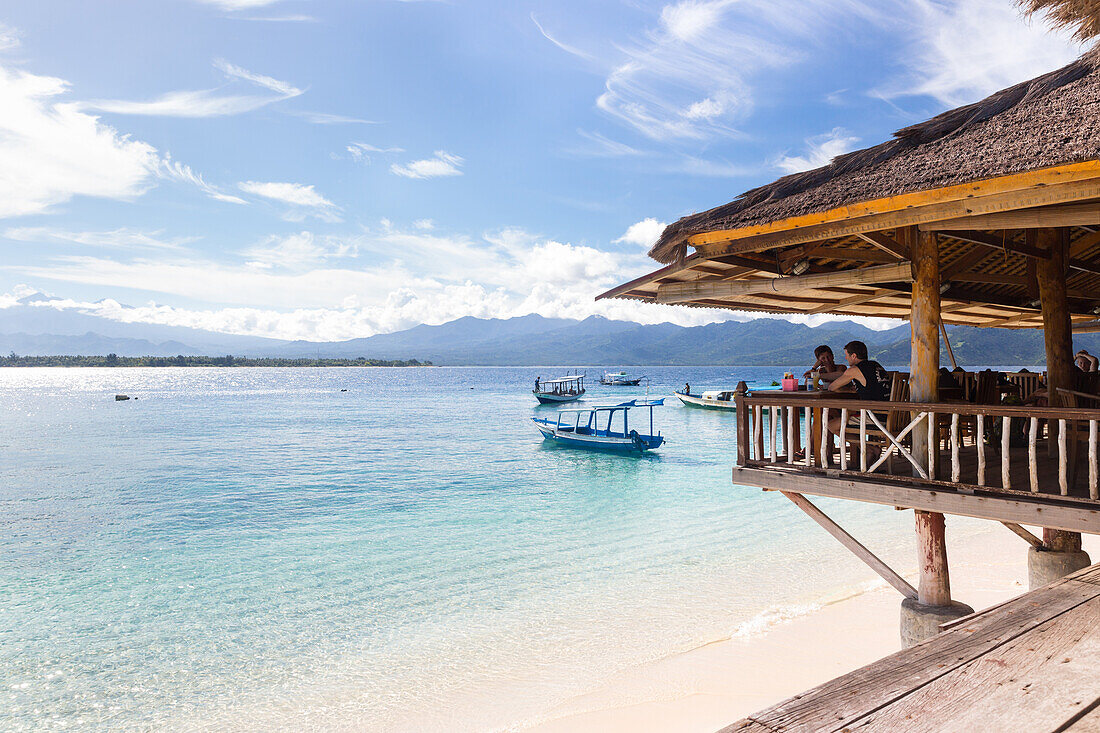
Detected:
[
  {"left": 1019, "top": 0, "right": 1100, "bottom": 42},
  {"left": 649, "top": 52, "right": 1098, "bottom": 264}
]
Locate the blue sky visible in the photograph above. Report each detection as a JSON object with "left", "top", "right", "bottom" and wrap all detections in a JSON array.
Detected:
[{"left": 0, "top": 0, "right": 1084, "bottom": 340}]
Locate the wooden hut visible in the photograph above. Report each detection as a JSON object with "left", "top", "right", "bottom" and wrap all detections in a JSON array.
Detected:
[{"left": 600, "top": 46, "right": 1100, "bottom": 643}]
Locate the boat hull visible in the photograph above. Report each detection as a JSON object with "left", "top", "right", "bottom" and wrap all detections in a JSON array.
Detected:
[
  {"left": 534, "top": 389, "right": 585, "bottom": 404},
  {"left": 599, "top": 378, "right": 642, "bottom": 386},
  {"left": 675, "top": 392, "right": 737, "bottom": 411},
  {"left": 532, "top": 419, "right": 663, "bottom": 452}
]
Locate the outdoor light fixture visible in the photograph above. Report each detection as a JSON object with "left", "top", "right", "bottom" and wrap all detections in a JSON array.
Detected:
[{"left": 790, "top": 258, "right": 810, "bottom": 275}]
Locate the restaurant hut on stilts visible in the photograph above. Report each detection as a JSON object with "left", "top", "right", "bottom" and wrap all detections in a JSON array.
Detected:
[{"left": 601, "top": 2, "right": 1100, "bottom": 728}]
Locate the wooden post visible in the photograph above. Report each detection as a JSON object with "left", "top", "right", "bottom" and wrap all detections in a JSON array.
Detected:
[
  {"left": 914, "top": 510, "right": 951, "bottom": 606},
  {"left": 1034, "top": 228, "right": 1083, "bottom": 555},
  {"left": 907, "top": 227, "right": 951, "bottom": 607}
]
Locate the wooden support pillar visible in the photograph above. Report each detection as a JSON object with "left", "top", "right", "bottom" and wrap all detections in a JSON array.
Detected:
[
  {"left": 907, "top": 227, "right": 952, "bottom": 607},
  {"left": 915, "top": 510, "right": 951, "bottom": 606},
  {"left": 1033, "top": 227, "right": 1083, "bottom": 555}
]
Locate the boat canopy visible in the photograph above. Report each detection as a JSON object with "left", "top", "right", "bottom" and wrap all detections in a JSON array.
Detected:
[{"left": 540, "top": 376, "right": 584, "bottom": 385}]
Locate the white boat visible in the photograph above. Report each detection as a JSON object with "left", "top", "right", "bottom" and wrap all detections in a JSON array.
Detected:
[
  {"left": 533, "top": 374, "right": 586, "bottom": 404},
  {"left": 599, "top": 371, "right": 643, "bottom": 386},
  {"left": 674, "top": 389, "right": 738, "bottom": 411}
]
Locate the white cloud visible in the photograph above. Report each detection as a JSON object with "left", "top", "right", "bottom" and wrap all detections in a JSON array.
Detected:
[
  {"left": 594, "top": 0, "right": 857, "bottom": 140},
  {"left": 159, "top": 156, "right": 248, "bottom": 204},
  {"left": 390, "top": 151, "right": 463, "bottom": 179},
  {"left": 531, "top": 13, "right": 594, "bottom": 60},
  {"left": 412, "top": 219, "right": 434, "bottom": 230},
  {"left": 774, "top": 128, "right": 860, "bottom": 174},
  {"left": 243, "top": 231, "right": 359, "bottom": 269},
  {"left": 8, "top": 222, "right": 741, "bottom": 338},
  {"left": 81, "top": 60, "right": 302, "bottom": 118},
  {"left": 4, "top": 226, "right": 195, "bottom": 251},
  {"left": 566, "top": 130, "right": 645, "bottom": 158},
  {"left": 613, "top": 218, "right": 667, "bottom": 249},
  {"left": 0, "top": 23, "right": 20, "bottom": 51},
  {"left": 240, "top": 180, "right": 338, "bottom": 211},
  {"left": 295, "top": 111, "right": 376, "bottom": 124},
  {"left": 0, "top": 65, "right": 159, "bottom": 218},
  {"left": 887, "top": 0, "right": 1083, "bottom": 106},
  {"left": 196, "top": 0, "right": 283, "bottom": 9},
  {"left": 346, "top": 142, "right": 404, "bottom": 163}
]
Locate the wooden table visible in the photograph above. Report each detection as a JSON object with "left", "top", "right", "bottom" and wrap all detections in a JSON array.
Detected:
[{"left": 751, "top": 389, "right": 860, "bottom": 465}]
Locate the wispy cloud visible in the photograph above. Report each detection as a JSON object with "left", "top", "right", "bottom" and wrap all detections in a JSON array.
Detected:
[
  {"left": 293, "top": 111, "right": 377, "bottom": 125},
  {"left": 238, "top": 181, "right": 340, "bottom": 221},
  {"left": 566, "top": 130, "right": 645, "bottom": 158},
  {"left": 238, "top": 181, "right": 334, "bottom": 208},
  {"left": 531, "top": 13, "right": 594, "bottom": 60},
  {"left": 243, "top": 231, "right": 359, "bottom": 269},
  {"left": 390, "top": 150, "right": 464, "bottom": 179},
  {"left": 347, "top": 142, "right": 405, "bottom": 164},
  {"left": 774, "top": 128, "right": 860, "bottom": 174},
  {"left": 81, "top": 60, "right": 303, "bottom": 117},
  {"left": 159, "top": 157, "right": 248, "bottom": 204},
  {"left": 883, "top": 0, "right": 1084, "bottom": 106},
  {"left": 196, "top": 0, "right": 284, "bottom": 9},
  {"left": 0, "top": 64, "right": 159, "bottom": 218},
  {"left": 0, "top": 23, "right": 20, "bottom": 51},
  {"left": 4, "top": 226, "right": 196, "bottom": 252}
]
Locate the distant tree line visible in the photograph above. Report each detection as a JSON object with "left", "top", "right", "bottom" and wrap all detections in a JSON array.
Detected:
[{"left": 1, "top": 353, "right": 431, "bottom": 368}]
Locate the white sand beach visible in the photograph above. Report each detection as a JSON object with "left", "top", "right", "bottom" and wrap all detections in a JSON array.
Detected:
[{"left": 525, "top": 525, "right": 1100, "bottom": 733}]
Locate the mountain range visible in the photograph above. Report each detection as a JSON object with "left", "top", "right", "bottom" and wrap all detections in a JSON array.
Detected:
[{"left": 2, "top": 294, "right": 1096, "bottom": 366}]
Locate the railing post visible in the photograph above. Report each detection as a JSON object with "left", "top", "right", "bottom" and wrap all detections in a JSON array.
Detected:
[{"left": 735, "top": 381, "right": 748, "bottom": 466}]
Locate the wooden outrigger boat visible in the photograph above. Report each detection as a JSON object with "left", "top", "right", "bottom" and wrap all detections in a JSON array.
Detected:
[
  {"left": 532, "top": 399, "right": 665, "bottom": 452},
  {"left": 599, "top": 371, "right": 644, "bottom": 386},
  {"left": 533, "top": 374, "right": 586, "bottom": 404},
  {"left": 674, "top": 389, "right": 737, "bottom": 411}
]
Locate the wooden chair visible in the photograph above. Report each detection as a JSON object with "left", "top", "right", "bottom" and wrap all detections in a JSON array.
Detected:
[{"left": 1006, "top": 372, "right": 1044, "bottom": 402}]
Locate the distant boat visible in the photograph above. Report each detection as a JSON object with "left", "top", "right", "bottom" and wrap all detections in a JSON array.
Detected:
[
  {"left": 599, "top": 371, "right": 643, "bottom": 386},
  {"left": 532, "top": 399, "right": 665, "bottom": 452},
  {"left": 675, "top": 389, "right": 738, "bottom": 411},
  {"left": 533, "top": 374, "right": 586, "bottom": 404}
]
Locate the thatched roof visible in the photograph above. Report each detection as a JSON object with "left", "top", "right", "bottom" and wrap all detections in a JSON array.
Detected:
[
  {"left": 650, "top": 52, "right": 1100, "bottom": 264},
  {"left": 1020, "top": 0, "right": 1100, "bottom": 42}
]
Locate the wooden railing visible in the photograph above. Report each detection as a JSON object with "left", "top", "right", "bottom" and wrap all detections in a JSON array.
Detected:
[{"left": 734, "top": 392, "right": 1100, "bottom": 500}]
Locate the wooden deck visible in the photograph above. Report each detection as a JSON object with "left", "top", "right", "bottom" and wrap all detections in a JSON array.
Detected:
[{"left": 720, "top": 563, "right": 1100, "bottom": 732}]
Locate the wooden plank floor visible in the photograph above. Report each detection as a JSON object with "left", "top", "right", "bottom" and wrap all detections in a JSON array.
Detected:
[{"left": 719, "top": 564, "right": 1100, "bottom": 732}]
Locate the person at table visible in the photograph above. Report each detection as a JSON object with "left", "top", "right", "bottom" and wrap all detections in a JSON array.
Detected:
[
  {"left": 1075, "top": 350, "right": 1099, "bottom": 372},
  {"left": 827, "top": 341, "right": 888, "bottom": 399},
  {"left": 802, "top": 345, "right": 845, "bottom": 384}
]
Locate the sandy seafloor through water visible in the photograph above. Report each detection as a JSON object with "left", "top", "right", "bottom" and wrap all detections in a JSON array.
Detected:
[{"left": 0, "top": 365, "right": 1042, "bottom": 731}]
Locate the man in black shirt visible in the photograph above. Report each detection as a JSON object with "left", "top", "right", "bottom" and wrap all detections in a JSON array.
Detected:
[{"left": 826, "top": 341, "right": 889, "bottom": 449}]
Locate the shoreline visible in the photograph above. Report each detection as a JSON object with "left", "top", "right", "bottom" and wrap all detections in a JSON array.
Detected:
[{"left": 521, "top": 525, "right": 1099, "bottom": 733}]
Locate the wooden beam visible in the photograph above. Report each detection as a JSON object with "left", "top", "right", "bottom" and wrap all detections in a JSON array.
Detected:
[
  {"left": 807, "top": 288, "right": 895, "bottom": 315},
  {"left": 781, "top": 491, "right": 918, "bottom": 599},
  {"left": 1070, "top": 229, "right": 1100, "bottom": 257},
  {"left": 792, "top": 245, "right": 901, "bottom": 264},
  {"left": 855, "top": 231, "right": 909, "bottom": 260},
  {"left": 937, "top": 230, "right": 1048, "bottom": 259},
  {"left": 940, "top": 319, "right": 958, "bottom": 370},
  {"left": 1002, "top": 522, "right": 1044, "bottom": 548},
  {"left": 655, "top": 261, "right": 913, "bottom": 304},
  {"left": 920, "top": 202, "right": 1100, "bottom": 232},
  {"left": 731, "top": 468, "right": 1100, "bottom": 535}
]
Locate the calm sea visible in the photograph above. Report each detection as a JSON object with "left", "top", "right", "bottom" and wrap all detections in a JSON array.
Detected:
[{"left": 0, "top": 366, "right": 1003, "bottom": 731}]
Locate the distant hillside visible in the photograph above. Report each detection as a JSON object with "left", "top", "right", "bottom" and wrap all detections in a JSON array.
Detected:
[{"left": 4, "top": 294, "right": 1100, "bottom": 366}]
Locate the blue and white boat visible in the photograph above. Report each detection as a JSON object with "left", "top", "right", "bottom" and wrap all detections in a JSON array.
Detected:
[{"left": 532, "top": 399, "right": 665, "bottom": 453}]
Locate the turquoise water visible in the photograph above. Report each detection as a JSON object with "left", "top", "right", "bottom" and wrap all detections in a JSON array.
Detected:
[{"left": 1, "top": 366, "right": 990, "bottom": 731}]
